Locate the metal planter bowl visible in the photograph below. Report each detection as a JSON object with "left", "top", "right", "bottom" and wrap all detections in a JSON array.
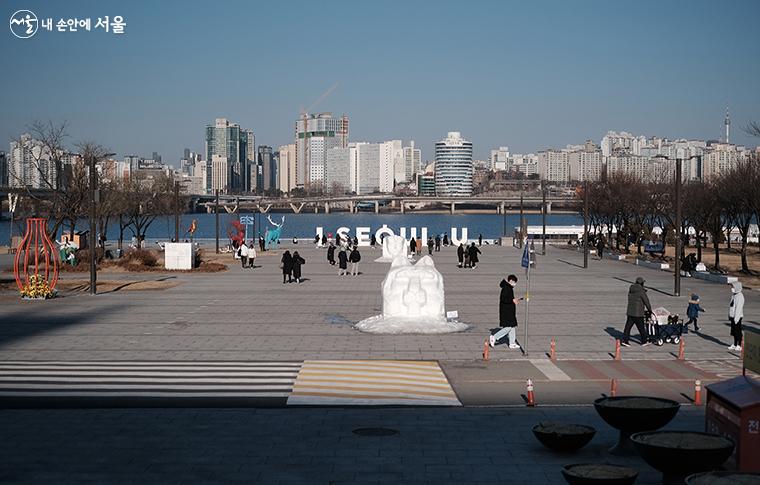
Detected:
[
  {"left": 561, "top": 463, "right": 639, "bottom": 485},
  {"left": 631, "top": 431, "right": 735, "bottom": 484},
  {"left": 533, "top": 422, "right": 596, "bottom": 452},
  {"left": 593, "top": 396, "right": 680, "bottom": 455},
  {"left": 686, "top": 471, "right": 760, "bottom": 484}
]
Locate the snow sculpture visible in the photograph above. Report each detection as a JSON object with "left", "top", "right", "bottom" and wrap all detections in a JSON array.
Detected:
[{"left": 355, "top": 235, "right": 468, "bottom": 334}]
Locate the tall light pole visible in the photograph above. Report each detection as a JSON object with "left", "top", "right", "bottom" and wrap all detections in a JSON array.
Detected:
[
  {"left": 654, "top": 154, "right": 698, "bottom": 297},
  {"left": 582, "top": 180, "right": 589, "bottom": 268},
  {"left": 89, "top": 151, "right": 115, "bottom": 295},
  {"left": 541, "top": 179, "right": 547, "bottom": 255}
]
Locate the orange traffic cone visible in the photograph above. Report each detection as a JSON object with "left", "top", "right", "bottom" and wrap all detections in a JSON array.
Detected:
[{"left": 526, "top": 378, "right": 536, "bottom": 407}]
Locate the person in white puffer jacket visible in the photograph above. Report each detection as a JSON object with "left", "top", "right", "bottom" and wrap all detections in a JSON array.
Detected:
[{"left": 728, "top": 281, "right": 745, "bottom": 351}]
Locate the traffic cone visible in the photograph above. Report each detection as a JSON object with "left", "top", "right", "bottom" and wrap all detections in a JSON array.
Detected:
[
  {"left": 610, "top": 378, "right": 618, "bottom": 397},
  {"left": 550, "top": 338, "right": 556, "bottom": 361},
  {"left": 614, "top": 339, "right": 621, "bottom": 361},
  {"left": 694, "top": 380, "right": 702, "bottom": 406},
  {"left": 526, "top": 378, "right": 536, "bottom": 407},
  {"left": 482, "top": 341, "right": 490, "bottom": 361},
  {"left": 678, "top": 338, "right": 685, "bottom": 360}
]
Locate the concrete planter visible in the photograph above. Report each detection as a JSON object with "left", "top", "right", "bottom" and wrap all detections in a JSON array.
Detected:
[
  {"left": 692, "top": 271, "right": 738, "bottom": 284},
  {"left": 606, "top": 253, "right": 627, "bottom": 261},
  {"left": 635, "top": 259, "right": 670, "bottom": 270}
]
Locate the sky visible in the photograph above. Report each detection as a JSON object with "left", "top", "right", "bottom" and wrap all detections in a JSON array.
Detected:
[{"left": 2, "top": 0, "right": 759, "bottom": 165}]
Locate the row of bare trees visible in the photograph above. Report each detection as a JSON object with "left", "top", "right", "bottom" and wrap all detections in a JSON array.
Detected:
[
  {"left": 10, "top": 121, "right": 183, "bottom": 250},
  {"left": 581, "top": 155, "right": 760, "bottom": 273}
]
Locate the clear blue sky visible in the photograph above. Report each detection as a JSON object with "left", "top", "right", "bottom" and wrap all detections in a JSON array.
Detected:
[{"left": 2, "top": 0, "right": 759, "bottom": 164}]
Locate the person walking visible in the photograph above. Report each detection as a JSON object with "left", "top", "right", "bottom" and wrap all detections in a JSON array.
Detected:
[
  {"left": 468, "top": 242, "right": 481, "bottom": 269},
  {"left": 327, "top": 242, "right": 336, "bottom": 265},
  {"left": 281, "top": 250, "right": 293, "bottom": 284},
  {"left": 321, "top": 234, "right": 327, "bottom": 246},
  {"left": 239, "top": 241, "right": 249, "bottom": 268},
  {"left": 349, "top": 247, "right": 361, "bottom": 276},
  {"left": 435, "top": 235, "right": 441, "bottom": 252},
  {"left": 338, "top": 248, "right": 348, "bottom": 276},
  {"left": 415, "top": 237, "right": 422, "bottom": 255},
  {"left": 685, "top": 293, "right": 704, "bottom": 333},
  {"left": 370, "top": 234, "right": 377, "bottom": 248},
  {"left": 457, "top": 243, "right": 464, "bottom": 268},
  {"left": 247, "top": 241, "right": 256, "bottom": 268},
  {"left": 443, "top": 234, "right": 449, "bottom": 246},
  {"left": 427, "top": 237, "right": 434, "bottom": 255},
  {"left": 409, "top": 237, "right": 417, "bottom": 256},
  {"left": 291, "top": 251, "right": 305, "bottom": 283},
  {"left": 596, "top": 236, "right": 605, "bottom": 260},
  {"left": 728, "top": 282, "right": 745, "bottom": 351},
  {"left": 259, "top": 235, "right": 265, "bottom": 252},
  {"left": 621, "top": 276, "right": 652, "bottom": 347},
  {"left": 489, "top": 275, "right": 521, "bottom": 349},
  {"left": 478, "top": 234, "right": 483, "bottom": 246}
]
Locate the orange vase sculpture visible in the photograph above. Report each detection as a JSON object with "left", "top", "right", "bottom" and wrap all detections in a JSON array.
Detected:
[{"left": 13, "top": 218, "right": 60, "bottom": 292}]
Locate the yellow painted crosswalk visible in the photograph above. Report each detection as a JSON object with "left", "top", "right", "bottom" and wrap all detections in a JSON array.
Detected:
[{"left": 287, "top": 360, "right": 461, "bottom": 406}]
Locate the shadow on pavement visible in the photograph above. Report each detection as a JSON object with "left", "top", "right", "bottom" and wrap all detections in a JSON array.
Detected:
[{"left": 0, "top": 303, "right": 122, "bottom": 349}]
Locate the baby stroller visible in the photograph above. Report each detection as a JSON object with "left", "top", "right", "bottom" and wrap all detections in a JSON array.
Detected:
[{"left": 647, "top": 307, "right": 684, "bottom": 346}]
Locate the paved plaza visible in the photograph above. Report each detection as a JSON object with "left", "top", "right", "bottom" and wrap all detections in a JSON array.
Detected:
[{"left": 1, "top": 405, "right": 706, "bottom": 484}]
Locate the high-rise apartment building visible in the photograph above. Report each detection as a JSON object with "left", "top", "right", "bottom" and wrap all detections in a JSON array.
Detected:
[
  {"left": 210, "top": 154, "right": 228, "bottom": 193},
  {"left": 295, "top": 113, "right": 349, "bottom": 187},
  {"left": 205, "top": 118, "right": 254, "bottom": 193},
  {"left": 256, "top": 145, "right": 276, "bottom": 192},
  {"left": 402, "top": 141, "right": 422, "bottom": 182},
  {"left": 325, "top": 146, "right": 354, "bottom": 194},
  {"left": 9, "top": 134, "right": 54, "bottom": 189},
  {"left": 490, "top": 146, "right": 510, "bottom": 171},
  {"left": 277, "top": 144, "right": 296, "bottom": 193},
  {"left": 434, "top": 132, "right": 473, "bottom": 197},
  {"left": 0, "top": 151, "right": 7, "bottom": 187},
  {"left": 537, "top": 149, "right": 570, "bottom": 182},
  {"left": 568, "top": 141, "right": 603, "bottom": 181}
]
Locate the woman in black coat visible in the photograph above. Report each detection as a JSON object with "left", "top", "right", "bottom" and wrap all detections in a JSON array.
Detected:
[
  {"left": 457, "top": 244, "right": 465, "bottom": 268},
  {"left": 489, "top": 275, "right": 521, "bottom": 349},
  {"left": 291, "top": 251, "right": 305, "bottom": 283},
  {"left": 281, "top": 250, "right": 293, "bottom": 284},
  {"left": 327, "top": 243, "right": 336, "bottom": 265},
  {"left": 337, "top": 249, "right": 348, "bottom": 276},
  {"left": 409, "top": 238, "right": 416, "bottom": 255},
  {"left": 468, "top": 243, "right": 481, "bottom": 268}
]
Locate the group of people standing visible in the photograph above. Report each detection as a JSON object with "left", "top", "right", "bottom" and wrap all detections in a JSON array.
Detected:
[
  {"left": 326, "top": 240, "right": 362, "bottom": 276},
  {"left": 457, "top": 243, "right": 481, "bottom": 269}
]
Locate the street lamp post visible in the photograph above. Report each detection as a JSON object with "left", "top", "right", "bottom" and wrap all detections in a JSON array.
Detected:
[
  {"left": 89, "top": 151, "right": 115, "bottom": 295},
  {"left": 541, "top": 180, "right": 547, "bottom": 255},
  {"left": 654, "top": 154, "right": 698, "bottom": 297},
  {"left": 583, "top": 180, "right": 589, "bottom": 268}
]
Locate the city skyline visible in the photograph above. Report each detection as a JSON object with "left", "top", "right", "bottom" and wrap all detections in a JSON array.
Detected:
[{"left": 1, "top": 0, "right": 759, "bottom": 163}]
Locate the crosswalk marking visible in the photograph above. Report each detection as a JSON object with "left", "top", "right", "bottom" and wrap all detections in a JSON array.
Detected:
[
  {"left": 287, "top": 360, "right": 461, "bottom": 406},
  {"left": 530, "top": 359, "right": 571, "bottom": 381},
  {"left": 0, "top": 361, "right": 301, "bottom": 402}
]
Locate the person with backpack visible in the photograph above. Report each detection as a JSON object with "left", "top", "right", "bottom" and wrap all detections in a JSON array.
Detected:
[{"left": 349, "top": 247, "right": 361, "bottom": 276}]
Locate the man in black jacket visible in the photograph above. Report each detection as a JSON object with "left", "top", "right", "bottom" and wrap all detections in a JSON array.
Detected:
[
  {"left": 622, "top": 276, "right": 652, "bottom": 347},
  {"left": 349, "top": 247, "right": 361, "bottom": 276},
  {"left": 489, "top": 275, "right": 521, "bottom": 349}
]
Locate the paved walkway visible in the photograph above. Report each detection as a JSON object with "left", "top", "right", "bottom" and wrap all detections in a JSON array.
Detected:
[
  {"left": 0, "top": 405, "right": 706, "bottom": 484},
  {"left": 1, "top": 245, "right": 756, "bottom": 362}
]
